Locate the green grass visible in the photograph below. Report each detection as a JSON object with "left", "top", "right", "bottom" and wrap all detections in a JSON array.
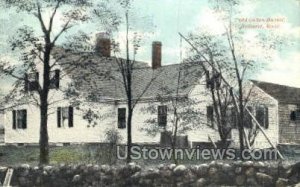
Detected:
[
  {"left": 50, "top": 147, "right": 83, "bottom": 164},
  {"left": 0, "top": 144, "right": 208, "bottom": 166},
  {"left": 1, "top": 144, "right": 289, "bottom": 167},
  {"left": 0, "top": 144, "right": 121, "bottom": 166}
]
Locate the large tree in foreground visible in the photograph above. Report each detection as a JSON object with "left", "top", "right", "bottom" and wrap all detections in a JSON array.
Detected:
[{"left": 0, "top": 0, "right": 115, "bottom": 164}]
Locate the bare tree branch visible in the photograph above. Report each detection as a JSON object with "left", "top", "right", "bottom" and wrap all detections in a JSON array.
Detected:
[
  {"left": 34, "top": 2, "right": 48, "bottom": 35},
  {"left": 48, "top": 0, "right": 62, "bottom": 33},
  {"left": 52, "top": 19, "right": 72, "bottom": 45}
]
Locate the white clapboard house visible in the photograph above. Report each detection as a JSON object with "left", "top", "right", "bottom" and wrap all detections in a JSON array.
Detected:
[{"left": 2, "top": 34, "right": 299, "bottom": 148}]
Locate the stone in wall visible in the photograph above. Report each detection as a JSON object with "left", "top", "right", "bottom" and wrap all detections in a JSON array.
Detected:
[{"left": 5, "top": 161, "right": 300, "bottom": 187}]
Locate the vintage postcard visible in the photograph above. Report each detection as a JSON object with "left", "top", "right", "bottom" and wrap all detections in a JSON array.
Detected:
[{"left": 0, "top": 0, "right": 299, "bottom": 186}]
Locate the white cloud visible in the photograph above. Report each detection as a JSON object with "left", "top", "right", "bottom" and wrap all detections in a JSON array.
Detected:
[
  {"left": 113, "top": 30, "right": 158, "bottom": 59},
  {"left": 273, "top": 20, "right": 300, "bottom": 39},
  {"left": 194, "top": 7, "right": 226, "bottom": 35},
  {"left": 236, "top": 31, "right": 278, "bottom": 62},
  {"left": 238, "top": 0, "right": 258, "bottom": 17},
  {"left": 257, "top": 52, "right": 300, "bottom": 87}
]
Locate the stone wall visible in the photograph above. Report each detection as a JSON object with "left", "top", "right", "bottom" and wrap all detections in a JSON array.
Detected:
[{"left": 3, "top": 161, "right": 300, "bottom": 187}]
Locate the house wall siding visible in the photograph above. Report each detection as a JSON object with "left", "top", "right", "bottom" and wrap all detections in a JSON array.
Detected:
[
  {"left": 0, "top": 111, "right": 4, "bottom": 143},
  {"left": 230, "top": 84, "right": 279, "bottom": 149},
  {"left": 188, "top": 80, "right": 280, "bottom": 148},
  {"left": 4, "top": 103, "right": 117, "bottom": 144},
  {"left": 0, "top": 111, "right": 3, "bottom": 129},
  {"left": 188, "top": 83, "right": 221, "bottom": 143},
  {"left": 2, "top": 63, "right": 282, "bottom": 148},
  {"left": 2, "top": 87, "right": 280, "bottom": 148},
  {"left": 3, "top": 77, "right": 221, "bottom": 145},
  {"left": 278, "top": 104, "right": 300, "bottom": 143}
]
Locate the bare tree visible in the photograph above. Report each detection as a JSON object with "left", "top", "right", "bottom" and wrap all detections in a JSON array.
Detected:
[
  {"left": 0, "top": 0, "right": 115, "bottom": 165},
  {"left": 180, "top": 0, "right": 285, "bottom": 152},
  {"left": 141, "top": 63, "right": 204, "bottom": 164},
  {"left": 64, "top": 0, "right": 158, "bottom": 163},
  {"left": 184, "top": 34, "right": 235, "bottom": 149},
  {"left": 107, "top": 0, "right": 158, "bottom": 163}
]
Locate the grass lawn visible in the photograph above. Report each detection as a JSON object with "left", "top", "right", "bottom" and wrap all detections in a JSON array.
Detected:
[
  {"left": 0, "top": 144, "right": 124, "bottom": 166},
  {"left": 1, "top": 144, "right": 291, "bottom": 167},
  {"left": 0, "top": 144, "right": 213, "bottom": 166}
]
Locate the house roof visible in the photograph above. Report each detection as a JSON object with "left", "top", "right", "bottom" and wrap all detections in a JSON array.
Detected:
[
  {"left": 251, "top": 80, "right": 300, "bottom": 104},
  {"left": 53, "top": 48, "right": 204, "bottom": 102}
]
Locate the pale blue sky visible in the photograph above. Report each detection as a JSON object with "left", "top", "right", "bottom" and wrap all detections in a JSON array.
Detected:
[{"left": 0, "top": 0, "right": 299, "bottom": 95}]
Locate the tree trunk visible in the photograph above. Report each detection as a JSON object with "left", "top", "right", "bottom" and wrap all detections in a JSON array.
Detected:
[
  {"left": 229, "top": 87, "right": 244, "bottom": 156},
  {"left": 39, "top": 97, "right": 49, "bottom": 165},
  {"left": 126, "top": 108, "right": 133, "bottom": 163},
  {"left": 238, "top": 79, "right": 245, "bottom": 153},
  {"left": 39, "top": 43, "right": 51, "bottom": 165},
  {"left": 172, "top": 118, "right": 179, "bottom": 165}
]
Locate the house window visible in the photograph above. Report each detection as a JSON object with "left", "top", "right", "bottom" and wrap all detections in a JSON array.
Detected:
[
  {"left": 158, "top": 105, "right": 167, "bottom": 127},
  {"left": 226, "top": 107, "right": 236, "bottom": 128},
  {"left": 49, "top": 69, "right": 60, "bottom": 89},
  {"left": 230, "top": 107, "right": 238, "bottom": 128},
  {"left": 213, "top": 73, "right": 221, "bottom": 89},
  {"left": 206, "top": 105, "right": 214, "bottom": 127},
  {"left": 244, "top": 106, "right": 253, "bottom": 128},
  {"left": 256, "top": 105, "right": 269, "bottom": 129},
  {"left": 57, "top": 107, "right": 73, "bottom": 128},
  {"left": 118, "top": 108, "right": 126, "bottom": 129},
  {"left": 12, "top": 110, "right": 27, "bottom": 129},
  {"left": 25, "top": 72, "right": 39, "bottom": 91},
  {"left": 290, "top": 109, "right": 300, "bottom": 121},
  {"left": 205, "top": 70, "right": 210, "bottom": 89}
]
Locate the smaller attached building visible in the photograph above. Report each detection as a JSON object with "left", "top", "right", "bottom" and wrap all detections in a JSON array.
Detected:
[{"left": 250, "top": 80, "right": 300, "bottom": 144}]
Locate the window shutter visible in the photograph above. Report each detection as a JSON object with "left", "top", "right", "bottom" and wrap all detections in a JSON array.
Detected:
[
  {"left": 68, "top": 106, "right": 73, "bottom": 127},
  {"left": 57, "top": 107, "right": 61, "bottom": 128},
  {"left": 118, "top": 108, "right": 126, "bottom": 128},
  {"left": 163, "top": 106, "right": 167, "bottom": 126},
  {"left": 22, "top": 110, "right": 27, "bottom": 129},
  {"left": 35, "top": 72, "right": 39, "bottom": 82},
  {"left": 55, "top": 69, "right": 60, "bottom": 88},
  {"left": 290, "top": 111, "right": 296, "bottom": 121},
  {"left": 12, "top": 110, "right": 16, "bottom": 129},
  {"left": 207, "top": 106, "right": 214, "bottom": 127},
  {"left": 158, "top": 106, "right": 167, "bottom": 127},
  {"left": 24, "top": 73, "right": 28, "bottom": 92},
  {"left": 265, "top": 107, "right": 269, "bottom": 129},
  {"left": 29, "top": 72, "right": 39, "bottom": 91},
  {"left": 210, "top": 75, "right": 215, "bottom": 89},
  {"left": 256, "top": 106, "right": 268, "bottom": 128},
  {"left": 256, "top": 106, "right": 263, "bottom": 127},
  {"left": 206, "top": 70, "right": 210, "bottom": 88},
  {"left": 231, "top": 107, "right": 237, "bottom": 128},
  {"left": 215, "top": 73, "right": 221, "bottom": 89}
]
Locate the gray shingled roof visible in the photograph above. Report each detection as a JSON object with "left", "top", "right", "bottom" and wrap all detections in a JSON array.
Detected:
[
  {"left": 53, "top": 48, "right": 204, "bottom": 101},
  {"left": 251, "top": 80, "right": 300, "bottom": 104}
]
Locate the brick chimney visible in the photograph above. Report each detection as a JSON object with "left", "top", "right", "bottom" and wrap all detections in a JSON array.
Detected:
[
  {"left": 95, "top": 32, "right": 111, "bottom": 57},
  {"left": 152, "top": 41, "right": 162, "bottom": 69}
]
